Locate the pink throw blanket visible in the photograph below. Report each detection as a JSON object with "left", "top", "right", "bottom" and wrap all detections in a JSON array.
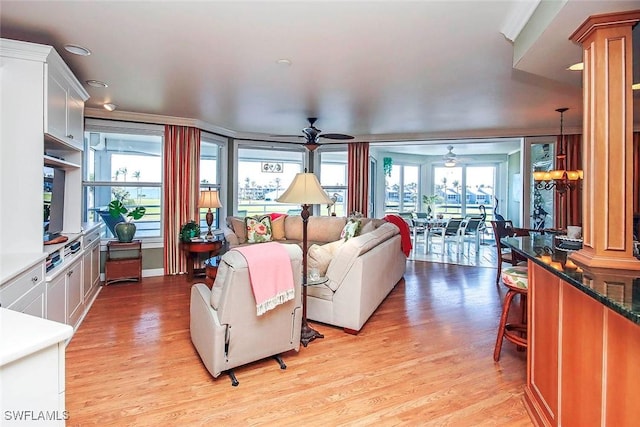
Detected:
[{"left": 231, "top": 242, "right": 295, "bottom": 316}]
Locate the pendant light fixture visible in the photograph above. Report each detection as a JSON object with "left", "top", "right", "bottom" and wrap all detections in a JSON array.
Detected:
[{"left": 533, "top": 108, "right": 583, "bottom": 194}]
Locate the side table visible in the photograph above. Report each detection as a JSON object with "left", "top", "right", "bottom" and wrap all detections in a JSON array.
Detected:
[
  {"left": 180, "top": 240, "right": 224, "bottom": 281},
  {"left": 104, "top": 240, "right": 142, "bottom": 285},
  {"left": 204, "top": 257, "right": 220, "bottom": 287}
]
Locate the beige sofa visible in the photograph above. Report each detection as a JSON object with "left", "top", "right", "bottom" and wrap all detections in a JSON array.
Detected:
[{"left": 223, "top": 215, "right": 407, "bottom": 333}]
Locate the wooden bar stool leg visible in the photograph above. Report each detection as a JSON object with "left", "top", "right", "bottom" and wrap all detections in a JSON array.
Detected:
[{"left": 494, "top": 289, "right": 516, "bottom": 362}]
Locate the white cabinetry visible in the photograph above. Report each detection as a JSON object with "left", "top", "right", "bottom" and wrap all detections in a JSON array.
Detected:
[
  {"left": 1, "top": 308, "right": 72, "bottom": 427},
  {"left": 82, "top": 227, "right": 102, "bottom": 303},
  {"left": 0, "top": 260, "right": 46, "bottom": 317},
  {"left": 44, "top": 44, "right": 88, "bottom": 150},
  {"left": 0, "top": 38, "right": 88, "bottom": 255},
  {"left": 46, "top": 273, "right": 66, "bottom": 324},
  {"left": 66, "top": 257, "right": 83, "bottom": 327},
  {"left": 44, "top": 224, "right": 102, "bottom": 332}
]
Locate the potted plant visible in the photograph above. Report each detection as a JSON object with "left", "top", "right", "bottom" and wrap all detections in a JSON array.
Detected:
[
  {"left": 108, "top": 199, "right": 146, "bottom": 243},
  {"left": 422, "top": 194, "right": 442, "bottom": 219}
]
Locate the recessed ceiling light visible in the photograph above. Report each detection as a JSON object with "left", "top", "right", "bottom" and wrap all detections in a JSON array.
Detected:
[
  {"left": 567, "top": 62, "right": 584, "bottom": 71},
  {"left": 103, "top": 103, "right": 117, "bottom": 112},
  {"left": 632, "top": 83, "right": 640, "bottom": 91},
  {"left": 64, "top": 44, "right": 91, "bottom": 56},
  {"left": 86, "top": 80, "right": 108, "bottom": 88},
  {"left": 276, "top": 58, "right": 292, "bottom": 66}
]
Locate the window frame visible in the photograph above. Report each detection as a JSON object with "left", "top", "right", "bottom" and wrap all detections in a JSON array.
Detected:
[{"left": 82, "top": 119, "right": 165, "bottom": 245}]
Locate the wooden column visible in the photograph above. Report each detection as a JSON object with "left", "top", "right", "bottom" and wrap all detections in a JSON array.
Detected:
[{"left": 569, "top": 11, "right": 640, "bottom": 270}]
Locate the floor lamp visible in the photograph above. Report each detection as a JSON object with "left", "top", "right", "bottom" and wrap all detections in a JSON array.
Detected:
[
  {"left": 199, "top": 188, "right": 222, "bottom": 239},
  {"left": 277, "top": 172, "right": 333, "bottom": 347}
]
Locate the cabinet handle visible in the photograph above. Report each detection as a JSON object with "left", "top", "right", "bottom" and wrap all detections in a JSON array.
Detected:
[
  {"left": 67, "top": 134, "right": 74, "bottom": 139},
  {"left": 32, "top": 276, "right": 39, "bottom": 282},
  {"left": 68, "top": 270, "right": 74, "bottom": 276}
]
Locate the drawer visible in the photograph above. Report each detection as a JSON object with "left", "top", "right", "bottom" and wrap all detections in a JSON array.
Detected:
[
  {"left": 7, "top": 281, "right": 46, "bottom": 317},
  {"left": 83, "top": 229, "right": 101, "bottom": 247},
  {"left": 0, "top": 263, "right": 45, "bottom": 308}
]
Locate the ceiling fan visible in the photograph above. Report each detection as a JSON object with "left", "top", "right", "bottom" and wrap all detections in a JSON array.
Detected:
[
  {"left": 443, "top": 145, "right": 458, "bottom": 167},
  {"left": 275, "top": 117, "right": 354, "bottom": 151}
]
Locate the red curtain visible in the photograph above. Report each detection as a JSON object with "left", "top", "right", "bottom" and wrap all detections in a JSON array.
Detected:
[
  {"left": 554, "top": 134, "right": 582, "bottom": 229},
  {"left": 163, "top": 125, "right": 201, "bottom": 275},
  {"left": 347, "top": 142, "right": 369, "bottom": 216}
]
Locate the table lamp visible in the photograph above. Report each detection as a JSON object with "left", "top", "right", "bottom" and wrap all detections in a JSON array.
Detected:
[
  {"left": 276, "top": 172, "right": 333, "bottom": 346},
  {"left": 199, "top": 188, "right": 222, "bottom": 239}
]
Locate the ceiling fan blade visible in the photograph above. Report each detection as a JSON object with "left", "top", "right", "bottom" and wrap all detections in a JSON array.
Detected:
[
  {"left": 320, "top": 133, "right": 354, "bottom": 140},
  {"left": 269, "top": 134, "right": 304, "bottom": 138}
]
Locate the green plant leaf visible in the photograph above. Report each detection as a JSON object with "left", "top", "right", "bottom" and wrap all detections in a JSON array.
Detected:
[
  {"left": 108, "top": 200, "right": 127, "bottom": 218},
  {"left": 129, "top": 206, "right": 146, "bottom": 220}
]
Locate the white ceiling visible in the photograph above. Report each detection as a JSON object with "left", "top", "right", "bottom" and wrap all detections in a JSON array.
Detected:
[{"left": 1, "top": 0, "right": 639, "bottom": 156}]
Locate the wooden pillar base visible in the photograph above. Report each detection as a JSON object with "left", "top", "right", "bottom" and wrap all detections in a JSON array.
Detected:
[{"left": 570, "top": 248, "right": 640, "bottom": 271}]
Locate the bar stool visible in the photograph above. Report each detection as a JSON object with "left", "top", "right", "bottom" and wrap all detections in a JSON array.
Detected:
[{"left": 494, "top": 266, "right": 528, "bottom": 362}]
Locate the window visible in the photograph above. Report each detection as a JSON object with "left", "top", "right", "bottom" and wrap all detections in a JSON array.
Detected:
[
  {"left": 237, "top": 145, "right": 304, "bottom": 217},
  {"left": 320, "top": 150, "right": 347, "bottom": 216},
  {"left": 433, "top": 165, "right": 496, "bottom": 219},
  {"left": 83, "top": 120, "right": 164, "bottom": 239},
  {"left": 385, "top": 163, "right": 419, "bottom": 213},
  {"left": 199, "top": 135, "right": 223, "bottom": 232}
]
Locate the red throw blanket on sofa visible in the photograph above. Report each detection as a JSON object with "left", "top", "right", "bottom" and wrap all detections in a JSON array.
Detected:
[{"left": 384, "top": 214, "right": 412, "bottom": 257}]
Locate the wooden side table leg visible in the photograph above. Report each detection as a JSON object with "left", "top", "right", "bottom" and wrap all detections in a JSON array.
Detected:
[{"left": 187, "top": 254, "right": 194, "bottom": 281}]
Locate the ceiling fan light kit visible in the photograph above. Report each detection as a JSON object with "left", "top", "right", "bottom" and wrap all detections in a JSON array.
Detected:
[{"left": 443, "top": 145, "right": 457, "bottom": 167}]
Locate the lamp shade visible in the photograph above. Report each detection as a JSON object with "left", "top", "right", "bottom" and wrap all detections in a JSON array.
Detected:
[
  {"left": 199, "top": 190, "right": 222, "bottom": 208},
  {"left": 276, "top": 173, "right": 333, "bottom": 205}
]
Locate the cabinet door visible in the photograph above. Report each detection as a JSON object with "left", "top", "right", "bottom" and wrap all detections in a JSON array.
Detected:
[
  {"left": 82, "top": 249, "right": 92, "bottom": 300},
  {"left": 47, "top": 274, "right": 66, "bottom": 324},
  {"left": 66, "top": 90, "right": 84, "bottom": 149},
  {"left": 528, "top": 263, "right": 560, "bottom": 424},
  {"left": 66, "top": 258, "right": 83, "bottom": 328},
  {"left": 91, "top": 243, "right": 100, "bottom": 287},
  {"left": 46, "top": 70, "right": 67, "bottom": 140}
]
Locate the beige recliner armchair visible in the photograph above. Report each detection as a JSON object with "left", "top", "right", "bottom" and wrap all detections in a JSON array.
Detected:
[{"left": 190, "top": 244, "right": 303, "bottom": 386}]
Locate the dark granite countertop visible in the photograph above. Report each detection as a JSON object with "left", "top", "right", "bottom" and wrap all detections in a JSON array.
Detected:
[{"left": 502, "top": 235, "right": 640, "bottom": 325}]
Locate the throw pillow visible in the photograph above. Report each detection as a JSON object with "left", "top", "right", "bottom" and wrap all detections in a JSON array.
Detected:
[
  {"left": 228, "top": 216, "right": 247, "bottom": 243},
  {"left": 308, "top": 244, "right": 333, "bottom": 276},
  {"left": 245, "top": 215, "right": 273, "bottom": 243},
  {"left": 270, "top": 215, "right": 287, "bottom": 240},
  {"left": 340, "top": 218, "right": 361, "bottom": 241}
]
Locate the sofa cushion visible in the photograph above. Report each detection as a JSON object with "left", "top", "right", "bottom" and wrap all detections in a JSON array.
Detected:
[
  {"left": 283, "top": 215, "right": 347, "bottom": 243},
  {"left": 308, "top": 244, "right": 333, "bottom": 276},
  {"left": 308, "top": 239, "right": 345, "bottom": 276},
  {"left": 270, "top": 215, "right": 287, "bottom": 240},
  {"left": 245, "top": 215, "right": 273, "bottom": 243},
  {"left": 325, "top": 222, "right": 399, "bottom": 291},
  {"left": 227, "top": 216, "right": 247, "bottom": 244},
  {"left": 359, "top": 219, "right": 376, "bottom": 235},
  {"left": 284, "top": 215, "right": 303, "bottom": 241}
]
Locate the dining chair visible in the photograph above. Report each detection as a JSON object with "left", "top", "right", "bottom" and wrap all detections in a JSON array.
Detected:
[
  {"left": 430, "top": 217, "right": 464, "bottom": 255},
  {"left": 489, "top": 220, "right": 528, "bottom": 285},
  {"left": 461, "top": 217, "right": 483, "bottom": 255}
]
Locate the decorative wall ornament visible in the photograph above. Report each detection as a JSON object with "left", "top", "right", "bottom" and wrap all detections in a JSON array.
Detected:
[{"left": 261, "top": 162, "right": 283, "bottom": 173}]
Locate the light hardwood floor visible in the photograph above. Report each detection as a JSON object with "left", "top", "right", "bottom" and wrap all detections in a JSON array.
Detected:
[{"left": 65, "top": 261, "right": 532, "bottom": 426}]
